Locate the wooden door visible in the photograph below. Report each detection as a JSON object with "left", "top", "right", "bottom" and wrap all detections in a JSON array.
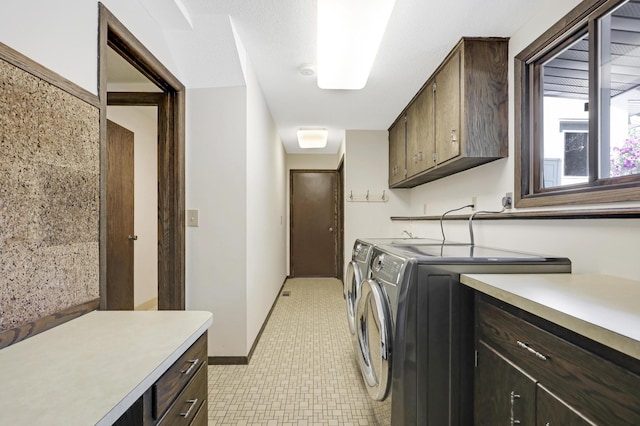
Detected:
[
  {"left": 407, "top": 81, "right": 436, "bottom": 177},
  {"left": 435, "top": 48, "right": 461, "bottom": 164},
  {"left": 290, "top": 171, "right": 338, "bottom": 277},
  {"left": 536, "top": 384, "right": 594, "bottom": 426},
  {"left": 475, "top": 341, "right": 536, "bottom": 425},
  {"left": 106, "top": 120, "right": 135, "bottom": 309},
  {"left": 389, "top": 116, "right": 406, "bottom": 186}
]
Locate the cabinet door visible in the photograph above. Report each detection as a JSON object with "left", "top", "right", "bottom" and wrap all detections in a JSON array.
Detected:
[
  {"left": 475, "top": 341, "right": 536, "bottom": 426},
  {"left": 406, "top": 82, "right": 435, "bottom": 177},
  {"left": 435, "top": 48, "right": 461, "bottom": 165},
  {"left": 537, "top": 384, "right": 594, "bottom": 426},
  {"left": 389, "top": 116, "right": 406, "bottom": 186}
]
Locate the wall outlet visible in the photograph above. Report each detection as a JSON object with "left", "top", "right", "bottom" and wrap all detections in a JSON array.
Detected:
[
  {"left": 502, "top": 192, "right": 513, "bottom": 209},
  {"left": 471, "top": 196, "right": 477, "bottom": 211}
]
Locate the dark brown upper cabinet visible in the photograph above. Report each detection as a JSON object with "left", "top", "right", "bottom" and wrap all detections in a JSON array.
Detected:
[
  {"left": 389, "top": 114, "right": 407, "bottom": 186},
  {"left": 389, "top": 37, "right": 509, "bottom": 188}
]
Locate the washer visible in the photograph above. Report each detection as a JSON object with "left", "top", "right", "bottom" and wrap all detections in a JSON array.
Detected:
[
  {"left": 355, "top": 243, "right": 572, "bottom": 426},
  {"left": 344, "top": 238, "right": 442, "bottom": 335}
]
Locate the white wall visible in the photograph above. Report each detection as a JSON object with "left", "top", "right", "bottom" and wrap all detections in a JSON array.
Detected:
[
  {"left": 343, "top": 130, "right": 411, "bottom": 274},
  {"left": 244, "top": 60, "right": 288, "bottom": 351},
  {"left": 0, "top": 1, "right": 181, "bottom": 95},
  {"left": 106, "top": 106, "right": 158, "bottom": 308},
  {"left": 185, "top": 86, "right": 249, "bottom": 356},
  {"left": 347, "top": 0, "right": 640, "bottom": 281}
]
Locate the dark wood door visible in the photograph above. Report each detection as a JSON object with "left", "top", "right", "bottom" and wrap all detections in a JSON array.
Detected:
[
  {"left": 536, "top": 384, "right": 594, "bottom": 426},
  {"left": 389, "top": 117, "right": 406, "bottom": 186},
  {"left": 435, "top": 48, "right": 461, "bottom": 164},
  {"left": 290, "top": 171, "right": 338, "bottom": 277},
  {"left": 407, "top": 81, "right": 436, "bottom": 177},
  {"left": 106, "top": 119, "right": 135, "bottom": 309},
  {"left": 475, "top": 340, "right": 536, "bottom": 426}
]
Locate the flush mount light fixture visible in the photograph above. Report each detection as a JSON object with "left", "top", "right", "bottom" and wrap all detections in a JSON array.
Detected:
[
  {"left": 297, "top": 129, "right": 328, "bottom": 149},
  {"left": 317, "top": 0, "right": 396, "bottom": 90}
]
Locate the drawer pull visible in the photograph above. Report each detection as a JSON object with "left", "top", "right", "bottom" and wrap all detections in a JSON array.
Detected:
[
  {"left": 180, "top": 359, "right": 199, "bottom": 375},
  {"left": 510, "top": 391, "right": 521, "bottom": 425},
  {"left": 516, "top": 340, "right": 548, "bottom": 361},
  {"left": 180, "top": 398, "right": 198, "bottom": 418}
]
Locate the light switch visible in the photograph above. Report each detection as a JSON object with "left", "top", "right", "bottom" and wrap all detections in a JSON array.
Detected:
[{"left": 187, "top": 209, "right": 199, "bottom": 227}]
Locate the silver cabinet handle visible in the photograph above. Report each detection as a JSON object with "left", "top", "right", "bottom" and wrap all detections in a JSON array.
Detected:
[
  {"left": 510, "top": 391, "right": 521, "bottom": 425},
  {"left": 516, "top": 340, "right": 548, "bottom": 361},
  {"left": 180, "top": 358, "right": 199, "bottom": 375},
  {"left": 179, "top": 398, "right": 198, "bottom": 418},
  {"left": 451, "top": 129, "right": 457, "bottom": 143},
  {"left": 128, "top": 235, "right": 138, "bottom": 240}
]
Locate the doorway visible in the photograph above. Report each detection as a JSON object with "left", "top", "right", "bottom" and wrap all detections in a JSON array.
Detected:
[
  {"left": 99, "top": 5, "right": 186, "bottom": 310},
  {"left": 290, "top": 170, "right": 342, "bottom": 277}
]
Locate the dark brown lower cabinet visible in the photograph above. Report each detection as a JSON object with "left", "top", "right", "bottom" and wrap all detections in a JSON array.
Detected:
[
  {"left": 475, "top": 341, "right": 536, "bottom": 425},
  {"left": 475, "top": 296, "right": 640, "bottom": 425},
  {"left": 115, "top": 332, "right": 208, "bottom": 426}
]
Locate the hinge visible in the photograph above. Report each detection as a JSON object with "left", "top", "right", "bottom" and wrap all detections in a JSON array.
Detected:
[
  {"left": 433, "top": 82, "right": 436, "bottom": 92},
  {"left": 474, "top": 350, "right": 478, "bottom": 367}
]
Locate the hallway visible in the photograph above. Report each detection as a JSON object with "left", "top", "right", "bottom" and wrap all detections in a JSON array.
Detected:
[{"left": 207, "top": 278, "right": 390, "bottom": 425}]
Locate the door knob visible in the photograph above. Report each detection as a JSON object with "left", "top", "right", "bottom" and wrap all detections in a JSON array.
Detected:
[
  {"left": 329, "top": 227, "right": 334, "bottom": 232},
  {"left": 128, "top": 235, "right": 138, "bottom": 240}
]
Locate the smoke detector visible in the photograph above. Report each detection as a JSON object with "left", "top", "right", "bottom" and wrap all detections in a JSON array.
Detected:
[{"left": 298, "top": 63, "right": 316, "bottom": 77}]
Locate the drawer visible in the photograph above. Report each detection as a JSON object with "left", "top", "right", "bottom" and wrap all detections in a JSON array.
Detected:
[
  {"left": 189, "top": 397, "right": 208, "bottom": 426},
  {"left": 154, "top": 333, "right": 207, "bottom": 419},
  {"left": 157, "top": 362, "right": 207, "bottom": 425},
  {"left": 476, "top": 298, "right": 640, "bottom": 425}
]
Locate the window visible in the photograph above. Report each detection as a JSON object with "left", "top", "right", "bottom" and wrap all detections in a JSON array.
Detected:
[{"left": 515, "top": 0, "right": 640, "bottom": 207}]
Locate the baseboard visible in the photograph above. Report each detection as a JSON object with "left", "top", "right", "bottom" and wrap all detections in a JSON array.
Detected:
[
  {"left": 208, "top": 277, "right": 288, "bottom": 366},
  {"left": 0, "top": 298, "right": 100, "bottom": 350},
  {"left": 135, "top": 297, "right": 158, "bottom": 311},
  {"left": 208, "top": 356, "right": 248, "bottom": 365}
]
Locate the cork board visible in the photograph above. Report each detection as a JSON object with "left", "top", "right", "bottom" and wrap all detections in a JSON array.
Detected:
[{"left": 0, "top": 57, "right": 99, "bottom": 332}]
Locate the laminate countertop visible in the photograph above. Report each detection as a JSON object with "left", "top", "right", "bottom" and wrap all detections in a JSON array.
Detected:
[
  {"left": 461, "top": 273, "right": 640, "bottom": 360},
  {"left": 0, "top": 310, "right": 213, "bottom": 426}
]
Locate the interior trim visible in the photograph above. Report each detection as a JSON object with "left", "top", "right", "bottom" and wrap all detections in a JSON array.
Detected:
[
  {"left": 0, "top": 299, "right": 100, "bottom": 350},
  {"left": 99, "top": 3, "right": 186, "bottom": 310},
  {"left": 391, "top": 207, "right": 640, "bottom": 221},
  {"left": 0, "top": 41, "right": 99, "bottom": 107}
]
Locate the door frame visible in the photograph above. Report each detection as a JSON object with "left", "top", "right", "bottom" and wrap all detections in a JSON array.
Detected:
[
  {"left": 289, "top": 169, "right": 343, "bottom": 278},
  {"left": 98, "top": 4, "right": 186, "bottom": 310}
]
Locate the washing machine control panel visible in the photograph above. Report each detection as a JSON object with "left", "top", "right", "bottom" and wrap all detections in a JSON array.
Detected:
[
  {"left": 354, "top": 243, "right": 371, "bottom": 263},
  {"left": 372, "top": 252, "right": 405, "bottom": 284}
]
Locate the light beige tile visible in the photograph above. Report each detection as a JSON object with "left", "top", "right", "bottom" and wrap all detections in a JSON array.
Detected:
[{"left": 207, "top": 278, "right": 389, "bottom": 425}]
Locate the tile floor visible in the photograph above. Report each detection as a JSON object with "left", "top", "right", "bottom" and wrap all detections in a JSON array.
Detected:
[{"left": 207, "top": 278, "right": 391, "bottom": 425}]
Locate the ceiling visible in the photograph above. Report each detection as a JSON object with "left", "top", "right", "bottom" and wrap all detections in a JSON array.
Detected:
[
  {"left": 112, "top": 0, "right": 560, "bottom": 153},
  {"left": 544, "top": 0, "right": 640, "bottom": 99}
]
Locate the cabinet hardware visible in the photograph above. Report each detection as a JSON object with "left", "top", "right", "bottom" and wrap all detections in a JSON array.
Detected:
[
  {"left": 510, "top": 391, "right": 521, "bottom": 425},
  {"left": 128, "top": 235, "right": 138, "bottom": 240},
  {"left": 516, "top": 340, "right": 548, "bottom": 361},
  {"left": 180, "top": 359, "right": 199, "bottom": 375},
  {"left": 451, "top": 129, "right": 457, "bottom": 143},
  {"left": 433, "top": 152, "right": 437, "bottom": 163},
  {"left": 179, "top": 398, "right": 198, "bottom": 418}
]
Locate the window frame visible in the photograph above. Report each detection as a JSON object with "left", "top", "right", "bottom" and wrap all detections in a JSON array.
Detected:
[{"left": 514, "top": 0, "right": 640, "bottom": 208}]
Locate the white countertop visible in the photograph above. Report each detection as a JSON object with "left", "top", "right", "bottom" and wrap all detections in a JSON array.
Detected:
[
  {"left": 461, "top": 273, "right": 640, "bottom": 360},
  {"left": 0, "top": 310, "right": 213, "bottom": 426}
]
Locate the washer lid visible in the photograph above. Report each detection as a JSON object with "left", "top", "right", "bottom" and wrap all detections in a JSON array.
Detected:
[{"left": 356, "top": 278, "right": 392, "bottom": 401}]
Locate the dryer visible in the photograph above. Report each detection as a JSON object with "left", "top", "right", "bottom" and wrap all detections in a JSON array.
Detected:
[
  {"left": 344, "top": 238, "right": 442, "bottom": 335},
  {"left": 355, "top": 243, "right": 571, "bottom": 426}
]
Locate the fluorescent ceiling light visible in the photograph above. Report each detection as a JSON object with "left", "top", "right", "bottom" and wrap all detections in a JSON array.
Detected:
[
  {"left": 317, "top": 0, "right": 396, "bottom": 90},
  {"left": 297, "top": 129, "right": 328, "bottom": 148}
]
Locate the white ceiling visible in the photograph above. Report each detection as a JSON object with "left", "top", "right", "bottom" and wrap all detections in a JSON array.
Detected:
[{"left": 122, "top": 0, "right": 547, "bottom": 153}]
